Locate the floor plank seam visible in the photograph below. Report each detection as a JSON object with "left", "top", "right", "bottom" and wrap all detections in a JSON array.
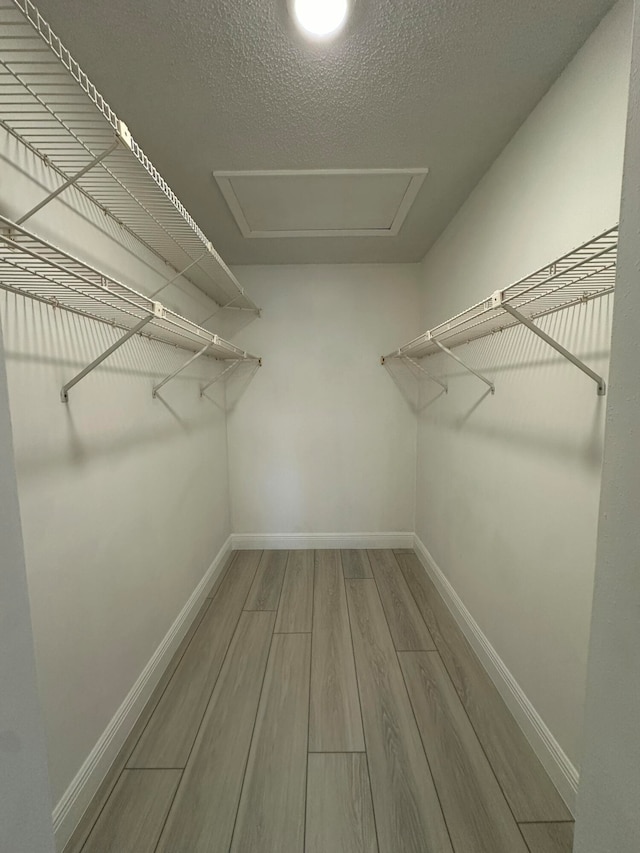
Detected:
[
  {"left": 149, "top": 569, "right": 267, "bottom": 851},
  {"left": 308, "top": 750, "right": 367, "bottom": 754},
  {"left": 302, "top": 553, "right": 316, "bottom": 853},
  {"left": 376, "top": 562, "right": 456, "bottom": 853},
  {"left": 399, "top": 562, "right": 534, "bottom": 840},
  {"left": 226, "top": 614, "right": 278, "bottom": 850},
  {"left": 517, "top": 820, "right": 576, "bottom": 825},
  {"left": 151, "top": 568, "right": 257, "bottom": 772},
  {"left": 362, "top": 750, "right": 379, "bottom": 853},
  {"left": 124, "top": 598, "right": 213, "bottom": 769},
  {"left": 76, "top": 765, "right": 128, "bottom": 853},
  {"left": 73, "top": 595, "right": 215, "bottom": 852},
  {"left": 399, "top": 554, "right": 566, "bottom": 841},
  {"left": 151, "top": 770, "right": 184, "bottom": 853},
  {"left": 431, "top": 638, "right": 542, "bottom": 839},
  {"left": 274, "top": 630, "right": 312, "bottom": 634},
  {"left": 176, "top": 565, "right": 264, "bottom": 771},
  {"left": 341, "top": 561, "right": 381, "bottom": 853}
]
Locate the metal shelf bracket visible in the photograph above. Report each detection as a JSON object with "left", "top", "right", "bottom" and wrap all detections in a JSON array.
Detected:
[
  {"left": 430, "top": 334, "right": 495, "bottom": 394},
  {"left": 150, "top": 245, "right": 212, "bottom": 299},
  {"left": 200, "top": 358, "right": 243, "bottom": 396},
  {"left": 152, "top": 341, "right": 212, "bottom": 398},
  {"left": 60, "top": 305, "right": 161, "bottom": 402},
  {"left": 17, "top": 137, "right": 121, "bottom": 226},
  {"left": 402, "top": 356, "right": 448, "bottom": 392},
  {"left": 494, "top": 292, "right": 607, "bottom": 396}
]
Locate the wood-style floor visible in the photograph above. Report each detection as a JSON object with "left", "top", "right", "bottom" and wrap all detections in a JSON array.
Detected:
[{"left": 65, "top": 550, "right": 575, "bottom": 853}]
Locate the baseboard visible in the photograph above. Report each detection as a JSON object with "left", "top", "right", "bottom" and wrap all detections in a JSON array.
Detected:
[
  {"left": 52, "top": 534, "right": 233, "bottom": 851},
  {"left": 231, "top": 532, "right": 414, "bottom": 550},
  {"left": 413, "top": 534, "right": 579, "bottom": 814}
]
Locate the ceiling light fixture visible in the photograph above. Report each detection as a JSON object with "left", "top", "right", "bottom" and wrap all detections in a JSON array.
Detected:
[{"left": 293, "top": 0, "right": 349, "bottom": 39}]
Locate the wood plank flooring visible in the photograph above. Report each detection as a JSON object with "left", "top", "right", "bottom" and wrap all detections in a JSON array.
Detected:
[
  {"left": 520, "top": 822, "right": 575, "bottom": 853},
  {"left": 395, "top": 551, "right": 572, "bottom": 822},
  {"left": 276, "top": 550, "right": 314, "bottom": 633},
  {"left": 346, "top": 577, "right": 453, "bottom": 853},
  {"left": 128, "top": 550, "right": 261, "bottom": 768},
  {"left": 155, "top": 611, "right": 275, "bottom": 853},
  {"left": 306, "top": 753, "right": 378, "bottom": 853},
  {"left": 67, "top": 549, "right": 574, "bottom": 853},
  {"left": 309, "top": 550, "right": 364, "bottom": 752},
  {"left": 398, "top": 651, "right": 528, "bottom": 853},
  {"left": 367, "top": 549, "right": 435, "bottom": 651},
  {"left": 81, "top": 770, "right": 181, "bottom": 853}
]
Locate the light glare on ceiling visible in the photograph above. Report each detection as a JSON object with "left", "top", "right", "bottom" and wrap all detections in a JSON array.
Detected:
[{"left": 293, "top": 0, "right": 349, "bottom": 39}]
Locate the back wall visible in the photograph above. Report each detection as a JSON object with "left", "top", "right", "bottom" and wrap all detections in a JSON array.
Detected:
[{"left": 227, "top": 263, "right": 421, "bottom": 540}]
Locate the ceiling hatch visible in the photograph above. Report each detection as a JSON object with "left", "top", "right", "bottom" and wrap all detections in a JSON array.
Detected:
[{"left": 213, "top": 168, "right": 428, "bottom": 239}]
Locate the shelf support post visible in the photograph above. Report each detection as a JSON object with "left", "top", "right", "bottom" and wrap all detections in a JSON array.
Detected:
[
  {"left": 152, "top": 343, "right": 212, "bottom": 398},
  {"left": 431, "top": 335, "right": 495, "bottom": 394},
  {"left": 200, "top": 358, "right": 243, "bottom": 396},
  {"left": 500, "top": 301, "right": 606, "bottom": 395},
  {"left": 17, "top": 138, "right": 121, "bottom": 226},
  {"left": 61, "top": 311, "right": 155, "bottom": 403},
  {"left": 401, "top": 356, "right": 448, "bottom": 392}
]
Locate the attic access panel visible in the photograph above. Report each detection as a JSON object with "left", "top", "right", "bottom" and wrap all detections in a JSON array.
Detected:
[{"left": 213, "top": 168, "right": 428, "bottom": 238}]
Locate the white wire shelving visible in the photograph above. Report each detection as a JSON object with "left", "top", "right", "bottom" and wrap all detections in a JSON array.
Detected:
[
  {"left": 382, "top": 226, "right": 618, "bottom": 396},
  {"left": 0, "top": 0, "right": 259, "bottom": 312},
  {"left": 0, "top": 214, "right": 261, "bottom": 401}
]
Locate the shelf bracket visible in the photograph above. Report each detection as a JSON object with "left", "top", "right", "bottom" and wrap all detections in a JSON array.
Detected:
[
  {"left": 200, "top": 358, "right": 243, "bottom": 396},
  {"left": 150, "top": 248, "right": 212, "bottom": 298},
  {"left": 152, "top": 342, "right": 212, "bottom": 398},
  {"left": 61, "top": 310, "right": 157, "bottom": 403},
  {"left": 431, "top": 335, "right": 495, "bottom": 394},
  {"left": 401, "top": 356, "right": 448, "bottom": 392},
  {"left": 499, "top": 299, "right": 606, "bottom": 395},
  {"left": 201, "top": 293, "right": 245, "bottom": 324},
  {"left": 17, "top": 138, "right": 121, "bottom": 226}
]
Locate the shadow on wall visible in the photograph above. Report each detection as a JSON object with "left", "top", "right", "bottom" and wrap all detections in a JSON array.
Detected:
[
  {"left": 384, "top": 294, "right": 612, "bottom": 468},
  {"left": 0, "top": 293, "right": 259, "bottom": 474},
  {"left": 224, "top": 360, "right": 261, "bottom": 412}
]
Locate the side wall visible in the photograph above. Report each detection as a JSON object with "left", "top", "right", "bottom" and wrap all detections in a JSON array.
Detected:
[
  {"left": 0, "top": 128, "right": 239, "bottom": 837},
  {"left": 413, "top": 0, "right": 630, "bottom": 788},
  {"left": 0, "top": 317, "right": 56, "bottom": 853},
  {"left": 227, "top": 264, "right": 421, "bottom": 543},
  {"left": 574, "top": 0, "right": 640, "bottom": 847}
]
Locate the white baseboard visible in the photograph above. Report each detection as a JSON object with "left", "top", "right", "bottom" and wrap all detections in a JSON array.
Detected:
[
  {"left": 53, "top": 535, "right": 233, "bottom": 851},
  {"left": 231, "top": 532, "right": 414, "bottom": 550},
  {"left": 413, "top": 534, "right": 579, "bottom": 814}
]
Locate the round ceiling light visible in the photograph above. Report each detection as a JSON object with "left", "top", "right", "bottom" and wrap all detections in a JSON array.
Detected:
[{"left": 293, "top": 0, "right": 349, "bottom": 39}]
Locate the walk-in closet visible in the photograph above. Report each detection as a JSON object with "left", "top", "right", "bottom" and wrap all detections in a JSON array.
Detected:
[{"left": 2, "top": 0, "right": 639, "bottom": 851}]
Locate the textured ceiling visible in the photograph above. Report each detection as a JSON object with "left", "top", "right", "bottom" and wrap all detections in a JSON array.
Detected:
[{"left": 34, "top": 0, "right": 614, "bottom": 264}]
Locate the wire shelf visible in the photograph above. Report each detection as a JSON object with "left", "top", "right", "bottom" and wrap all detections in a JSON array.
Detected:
[
  {"left": 0, "top": 214, "right": 260, "bottom": 362},
  {"left": 0, "top": 0, "right": 259, "bottom": 312},
  {"left": 385, "top": 227, "right": 618, "bottom": 361}
]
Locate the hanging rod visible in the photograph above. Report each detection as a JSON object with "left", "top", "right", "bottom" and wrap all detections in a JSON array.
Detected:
[
  {"left": 0, "top": 0, "right": 260, "bottom": 313},
  {"left": 0, "top": 215, "right": 261, "bottom": 401},
  {"left": 382, "top": 226, "right": 617, "bottom": 396}
]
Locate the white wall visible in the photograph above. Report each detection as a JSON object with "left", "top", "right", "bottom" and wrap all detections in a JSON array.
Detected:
[
  {"left": 227, "top": 264, "right": 421, "bottom": 538},
  {"left": 0, "top": 316, "right": 56, "bottom": 853},
  {"left": 574, "top": 1, "right": 640, "bottom": 847},
  {"left": 0, "top": 129, "right": 238, "bottom": 818},
  {"left": 413, "top": 0, "right": 631, "bottom": 785}
]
